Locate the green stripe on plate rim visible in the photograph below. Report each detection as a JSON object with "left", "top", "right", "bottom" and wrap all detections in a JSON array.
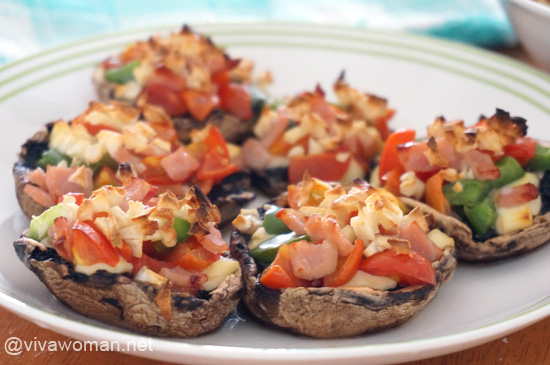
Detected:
[
  {"left": 0, "top": 22, "right": 548, "bottom": 93},
  {"left": 1, "top": 39, "right": 549, "bottom": 116},
  {"left": 0, "top": 282, "right": 548, "bottom": 354}
]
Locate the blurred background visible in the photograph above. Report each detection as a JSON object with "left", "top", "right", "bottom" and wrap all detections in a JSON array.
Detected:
[{"left": 0, "top": 0, "right": 517, "bottom": 65}]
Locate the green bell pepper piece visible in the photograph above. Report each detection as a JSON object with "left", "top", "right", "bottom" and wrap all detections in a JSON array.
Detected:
[
  {"left": 104, "top": 60, "right": 140, "bottom": 84},
  {"left": 36, "top": 149, "right": 71, "bottom": 169},
  {"left": 89, "top": 154, "right": 119, "bottom": 176},
  {"left": 262, "top": 206, "right": 291, "bottom": 234},
  {"left": 248, "top": 84, "right": 266, "bottom": 118},
  {"left": 250, "top": 233, "right": 310, "bottom": 267},
  {"left": 443, "top": 180, "right": 489, "bottom": 206},
  {"left": 464, "top": 198, "right": 497, "bottom": 236},
  {"left": 173, "top": 217, "right": 191, "bottom": 243},
  {"left": 527, "top": 144, "right": 550, "bottom": 171},
  {"left": 489, "top": 156, "right": 525, "bottom": 189}
]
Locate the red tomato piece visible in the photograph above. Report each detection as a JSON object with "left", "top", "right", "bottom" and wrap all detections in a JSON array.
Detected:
[
  {"left": 219, "top": 83, "right": 252, "bottom": 120},
  {"left": 503, "top": 137, "right": 537, "bottom": 167},
  {"left": 71, "top": 221, "right": 120, "bottom": 267},
  {"left": 148, "top": 66, "right": 187, "bottom": 92},
  {"left": 359, "top": 249, "right": 436, "bottom": 286},
  {"left": 165, "top": 236, "right": 219, "bottom": 272},
  {"left": 181, "top": 90, "right": 219, "bottom": 121},
  {"left": 288, "top": 153, "right": 351, "bottom": 184},
  {"left": 375, "top": 109, "right": 396, "bottom": 141},
  {"left": 141, "top": 83, "right": 187, "bottom": 117},
  {"left": 424, "top": 171, "right": 450, "bottom": 215},
  {"left": 323, "top": 239, "right": 364, "bottom": 287},
  {"left": 196, "top": 150, "right": 237, "bottom": 182},
  {"left": 379, "top": 129, "right": 415, "bottom": 179}
]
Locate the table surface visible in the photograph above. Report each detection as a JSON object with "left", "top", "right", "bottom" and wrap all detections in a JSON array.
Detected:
[{"left": 1, "top": 44, "right": 548, "bottom": 365}]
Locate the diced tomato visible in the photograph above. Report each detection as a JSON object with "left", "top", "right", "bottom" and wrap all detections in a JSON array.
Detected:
[
  {"left": 463, "top": 149, "right": 501, "bottom": 181},
  {"left": 399, "top": 221, "right": 443, "bottom": 263},
  {"left": 149, "top": 121, "right": 179, "bottom": 144},
  {"left": 379, "top": 129, "right": 415, "bottom": 179},
  {"left": 218, "top": 83, "right": 252, "bottom": 120},
  {"left": 141, "top": 83, "right": 187, "bottom": 117},
  {"left": 93, "top": 166, "right": 119, "bottom": 190},
  {"left": 196, "top": 179, "right": 214, "bottom": 195},
  {"left": 165, "top": 236, "right": 219, "bottom": 272},
  {"left": 288, "top": 153, "right": 351, "bottom": 184},
  {"left": 24, "top": 184, "right": 55, "bottom": 208},
  {"left": 202, "top": 126, "right": 230, "bottom": 158},
  {"left": 196, "top": 150, "right": 237, "bottom": 182},
  {"left": 424, "top": 171, "right": 450, "bottom": 215},
  {"left": 181, "top": 90, "right": 219, "bottom": 121},
  {"left": 359, "top": 249, "right": 436, "bottom": 286},
  {"left": 115, "top": 241, "right": 134, "bottom": 262},
  {"left": 496, "top": 183, "right": 539, "bottom": 208},
  {"left": 211, "top": 71, "right": 231, "bottom": 89},
  {"left": 503, "top": 137, "right": 537, "bottom": 167},
  {"left": 375, "top": 109, "right": 395, "bottom": 141},
  {"left": 323, "top": 239, "right": 364, "bottom": 287},
  {"left": 71, "top": 221, "right": 120, "bottom": 267},
  {"left": 148, "top": 66, "right": 187, "bottom": 92},
  {"left": 259, "top": 244, "right": 310, "bottom": 289},
  {"left": 160, "top": 147, "right": 200, "bottom": 182}
]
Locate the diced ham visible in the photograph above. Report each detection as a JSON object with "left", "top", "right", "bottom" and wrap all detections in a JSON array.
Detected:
[
  {"left": 158, "top": 266, "right": 207, "bottom": 294},
  {"left": 276, "top": 209, "right": 306, "bottom": 235},
  {"left": 123, "top": 177, "right": 157, "bottom": 203},
  {"left": 26, "top": 168, "right": 47, "bottom": 190},
  {"left": 260, "top": 116, "right": 289, "bottom": 150},
  {"left": 496, "top": 183, "right": 539, "bottom": 208},
  {"left": 399, "top": 221, "right": 443, "bottom": 263},
  {"left": 398, "top": 142, "right": 439, "bottom": 174},
  {"left": 463, "top": 149, "right": 500, "bottom": 181},
  {"left": 288, "top": 240, "right": 338, "bottom": 280},
  {"left": 23, "top": 184, "right": 55, "bottom": 208},
  {"left": 200, "top": 226, "right": 229, "bottom": 254},
  {"left": 305, "top": 214, "right": 354, "bottom": 257},
  {"left": 45, "top": 165, "right": 93, "bottom": 202},
  {"left": 160, "top": 146, "right": 199, "bottom": 182},
  {"left": 240, "top": 138, "right": 272, "bottom": 170}
]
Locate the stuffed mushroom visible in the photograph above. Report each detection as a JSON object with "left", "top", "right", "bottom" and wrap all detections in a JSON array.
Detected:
[
  {"left": 14, "top": 176, "right": 242, "bottom": 337},
  {"left": 236, "top": 74, "right": 394, "bottom": 196},
  {"left": 93, "top": 25, "right": 268, "bottom": 143},
  {"left": 231, "top": 176, "right": 456, "bottom": 338},
  {"left": 373, "top": 108, "right": 550, "bottom": 261},
  {"left": 13, "top": 101, "right": 254, "bottom": 223}
]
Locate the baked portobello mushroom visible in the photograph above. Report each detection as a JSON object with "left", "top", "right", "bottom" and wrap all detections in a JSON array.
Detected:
[
  {"left": 372, "top": 108, "right": 550, "bottom": 261},
  {"left": 231, "top": 176, "right": 456, "bottom": 338},
  {"left": 13, "top": 101, "right": 254, "bottom": 224},
  {"left": 237, "top": 73, "right": 393, "bottom": 197},
  {"left": 93, "top": 25, "right": 268, "bottom": 144},
  {"left": 14, "top": 179, "right": 242, "bottom": 337}
]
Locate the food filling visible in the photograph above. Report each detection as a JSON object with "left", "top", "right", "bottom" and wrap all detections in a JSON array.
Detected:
[
  {"left": 24, "top": 101, "right": 239, "bottom": 208},
  {"left": 233, "top": 175, "right": 453, "bottom": 290},
  {"left": 375, "top": 109, "right": 550, "bottom": 238},
  {"left": 98, "top": 25, "right": 269, "bottom": 121},
  {"left": 237, "top": 76, "right": 394, "bottom": 184},
  {"left": 27, "top": 175, "right": 238, "bottom": 300}
]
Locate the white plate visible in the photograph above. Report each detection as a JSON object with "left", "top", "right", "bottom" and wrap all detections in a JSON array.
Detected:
[{"left": 1, "top": 23, "right": 550, "bottom": 364}]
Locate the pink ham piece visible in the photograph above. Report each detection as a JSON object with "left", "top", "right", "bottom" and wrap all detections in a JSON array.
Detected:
[
  {"left": 305, "top": 214, "right": 354, "bottom": 257},
  {"left": 288, "top": 240, "right": 338, "bottom": 280},
  {"left": 160, "top": 146, "right": 199, "bottom": 182}
]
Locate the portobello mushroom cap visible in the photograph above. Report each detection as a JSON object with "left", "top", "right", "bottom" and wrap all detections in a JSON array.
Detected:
[
  {"left": 230, "top": 193, "right": 457, "bottom": 339},
  {"left": 401, "top": 197, "right": 550, "bottom": 262},
  {"left": 14, "top": 231, "right": 242, "bottom": 337},
  {"left": 93, "top": 66, "right": 257, "bottom": 144},
  {"left": 13, "top": 124, "right": 255, "bottom": 223}
]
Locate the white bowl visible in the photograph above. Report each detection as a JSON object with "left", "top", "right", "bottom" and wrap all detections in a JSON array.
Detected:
[{"left": 505, "top": 0, "right": 550, "bottom": 72}]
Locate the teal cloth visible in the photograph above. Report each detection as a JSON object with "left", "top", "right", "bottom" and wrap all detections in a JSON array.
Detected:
[{"left": 0, "top": 0, "right": 516, "bottom": 65}]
